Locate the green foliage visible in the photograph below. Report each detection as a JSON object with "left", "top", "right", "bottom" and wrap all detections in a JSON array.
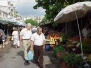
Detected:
[
  {"left": 61, "top": 34, "right": 67, "bottom": 42},
  {"left": 41, "top": 14, "right": 47, "bottom": 22},
  {"left": 60, "top": 32, "right": 77, "bottom": 42},
  {"left": 53, "top": 44, "right": 65, "bottom": 57},
  {"left": 34, "top": 0, "right": 90, "bottom": 26},
  {"left": 81, "top": 42, "right": 91, "bottom": 52},
  {"left": 60, "top": 34, "right": 71, "bottom": 42},
  {"left": 62, "top": 52, "right": 83, "bottom": 66},
  {"left": 25, "top": 19, "right": 38, "bottom": 26}
]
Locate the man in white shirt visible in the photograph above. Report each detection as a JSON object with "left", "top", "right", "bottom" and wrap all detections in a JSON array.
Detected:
[
  {"left": 20, "top": 23, "right": 32, "bottom": 64},
  {"left": 30, "top": 27, "right": 45, "bottom": 68}
]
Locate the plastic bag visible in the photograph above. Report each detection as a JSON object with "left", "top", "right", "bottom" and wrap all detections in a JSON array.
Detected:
[{"left": 27, "top": 50, "right": 34, "bottom": 60}]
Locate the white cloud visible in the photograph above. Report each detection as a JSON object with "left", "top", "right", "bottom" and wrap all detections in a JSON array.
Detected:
[
  {"left": 9, "top": 0, "right": 36, "bottom": 6},
  {"left": 8, "top": 0, "right": 45, "bottom": 16}
]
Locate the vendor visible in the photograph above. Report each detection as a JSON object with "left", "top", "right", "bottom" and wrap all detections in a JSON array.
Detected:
[{"left": 82, "top": 26, "right": 91, "bottom": 39}]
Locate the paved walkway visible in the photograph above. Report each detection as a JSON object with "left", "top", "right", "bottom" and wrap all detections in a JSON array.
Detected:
[{"left": 0, "top": 41, "right": 61, "bottom": 68}]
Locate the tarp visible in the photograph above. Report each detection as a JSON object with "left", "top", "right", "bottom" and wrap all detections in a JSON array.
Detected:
[{"left": 0, "top": 18, "right": 8, "bottom": 24}]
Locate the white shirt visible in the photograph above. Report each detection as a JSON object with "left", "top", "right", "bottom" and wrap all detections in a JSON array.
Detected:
[
  {"left": 82, "top": 28, "right": 88, "bottom": 39},
  {"left": 20, "top": 28, "right": 32, "bottom": 39},
  {"left": 12, "top": 31, "right": 19, "bottom": 36},
  {"left": 31, "top": 32, "right": 45, "bottom": 46}
]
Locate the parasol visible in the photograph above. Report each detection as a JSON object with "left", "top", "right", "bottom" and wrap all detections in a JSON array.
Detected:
[{"left": 54, "top": 1, "right": 91, "bottom": 56}]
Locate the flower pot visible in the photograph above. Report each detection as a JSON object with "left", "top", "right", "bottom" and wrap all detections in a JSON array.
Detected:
[
  {"left": 61, "top": 61, "right": 75, "bottom": 68},
  {"left": 61, "top": 60, "right": 66, "bottom": 68},
  {"left": 65, "top": 66, "right": 75, "bottom": 68}
]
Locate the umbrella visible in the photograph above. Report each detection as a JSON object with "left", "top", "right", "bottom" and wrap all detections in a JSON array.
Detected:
[
  {"left": 4, "top": 18, "right": 18, "bottom": 25},
  {"left": 0, "top": 18, "right": 8, "bottom": 24},
  {"left": 54, "top": 1, "right": 91, "bottom": 56},
  {"left": 54, "top": 1, "right": 91, "bottom": 23},
  {"left": 17, "top": 21, "right": 26, "bottom": 26}
]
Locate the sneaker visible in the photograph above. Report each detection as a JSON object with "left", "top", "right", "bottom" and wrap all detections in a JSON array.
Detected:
[
  {"left": 24, "top": 60, "right": 30, "bottom": 65},
  {"left": 25, "top": 60, "right": 29, "bottom": 64}
]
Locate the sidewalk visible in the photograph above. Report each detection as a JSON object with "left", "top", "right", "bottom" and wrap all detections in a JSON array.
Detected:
[
  {"left": 0, "top": 41, "right": 61, "bottom": 68},
  {"left": 0, "top": 41, "right": 12, "bottom": 56}
]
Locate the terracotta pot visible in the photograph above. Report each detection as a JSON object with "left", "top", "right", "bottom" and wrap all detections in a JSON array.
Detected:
[
  {"left": 65, "top": 66, "right": 75, "bottom": 68},
  {"left": 61, "top": 61, "right": 75, "bottom": 68},
  {"left": 61, "top": 60, "right": 66, "bottom": 68}
]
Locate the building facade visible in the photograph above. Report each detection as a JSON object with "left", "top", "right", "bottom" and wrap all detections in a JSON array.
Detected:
[{"left": 0, "top": 1, "right": 22, "bottom": 20}]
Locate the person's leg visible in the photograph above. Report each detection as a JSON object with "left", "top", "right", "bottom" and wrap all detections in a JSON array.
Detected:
[
  {"left": 23, "top": 40, "right": 31, "bottom": 64},
  {"left": 34, "top": 46, "right": 39, "bottom": 65},
  {"left": 0, "top": 38, "right": 5, "bottom": 48},
  {"left": 17, "top": 40, "right": 20, "bottom": 48},
  {"left": 22, "top": 40, "right": 29, "bottom": 60},
  {"left": 13, "top": 37, "right": 17, "bottom": 48},
  {"left": 38, "top": 46, "right": 44, "bottom": 68},
  {"left": 2, "top": 41, "right": 5, "bottom": 48},
  {"left": 2, "top": 37, "right": 6, "bottom": 48}
]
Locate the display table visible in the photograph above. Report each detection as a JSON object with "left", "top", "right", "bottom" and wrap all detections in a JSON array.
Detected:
[{"left": 45, "top": 39, "right": 55, "bottom": 44}]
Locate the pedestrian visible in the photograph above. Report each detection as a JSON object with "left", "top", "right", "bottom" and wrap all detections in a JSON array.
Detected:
[
  {"left": 20, "top": 23, "right": 32, "bottom": 64},
  {"left": 30, "top": 27, "right": 45, "bottom": 68},
  {"left": 0, "top": 29, "right": 6, "bottom": 49},
  {"left": 31, "top": 26, "right": 37, "bottom": 34},
  {"left": 12, "top": 27, "right": 20, "bottom": 48}
]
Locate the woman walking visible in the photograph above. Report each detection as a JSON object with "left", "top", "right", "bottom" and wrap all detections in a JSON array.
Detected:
[{"left": 12, "top": 27, "right": 20, "bottom": 48}]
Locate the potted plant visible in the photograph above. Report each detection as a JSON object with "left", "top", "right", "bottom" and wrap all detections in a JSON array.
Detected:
[
  {"left": 61, "top": 52, "right": 83, "bottom": 68},
  {"left": 53, "top": 44, "right": 65, "bottom": 57}
]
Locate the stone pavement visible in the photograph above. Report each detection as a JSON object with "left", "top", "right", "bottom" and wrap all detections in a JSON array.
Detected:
[{"left": 0, "top": 41, "right": 61, "bottom": 68}]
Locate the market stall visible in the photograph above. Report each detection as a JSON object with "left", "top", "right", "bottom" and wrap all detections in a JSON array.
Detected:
[{"left": 53, "top": 1, "right": 91, "bottom": 68}]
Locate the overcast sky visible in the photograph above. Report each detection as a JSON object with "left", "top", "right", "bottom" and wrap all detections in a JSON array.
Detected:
[{"left": 8, "top": 0, "right": 45, "bottom": 16}]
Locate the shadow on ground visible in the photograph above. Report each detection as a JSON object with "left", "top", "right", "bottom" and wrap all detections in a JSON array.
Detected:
[
  {"left": 44, "top": 51, "right": 61, "bottom": 68},
  {"left": 17, "top": 50, "right": 61, "bottom": 68},
  {"left": 17, "top": 51, "right": 33, "bottom": 66}
]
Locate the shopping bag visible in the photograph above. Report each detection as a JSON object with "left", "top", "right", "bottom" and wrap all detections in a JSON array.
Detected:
[{"left": 27, "top": 50, "right": 34, "bottom": 60}]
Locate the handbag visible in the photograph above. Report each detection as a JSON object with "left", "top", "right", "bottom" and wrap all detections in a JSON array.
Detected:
[{"left": 27, "top": 50, "right": 34, "bottom": 60}]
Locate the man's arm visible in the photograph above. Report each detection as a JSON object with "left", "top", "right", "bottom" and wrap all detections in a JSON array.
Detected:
[
  {"left": 43, "top": 33, "right": 45, "bottom": 49},
  {"left": 19, "top": 29, "right": 23, "bottom": 45},
  {"left": 43, "top": 40, "right": 45, "bottom": 50},
  {"left": 30, "top": 34, "right": 34, "bottom": 50},
  {"left": 20, "top": 35, "right": 22, "bottom": 44},
  {"left": 30, "top": 40, "right": 34, "bottom": 50}
]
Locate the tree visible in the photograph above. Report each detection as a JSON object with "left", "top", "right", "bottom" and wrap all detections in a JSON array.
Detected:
[
  {"left": 42, "top": 14, "right": 47, "bottom": 22},
  {"left": 25, "top": 19, "right": 38, "bottom": 26},
  {"left": 34, "top": 0, "right": 90, "bottom": 25}
]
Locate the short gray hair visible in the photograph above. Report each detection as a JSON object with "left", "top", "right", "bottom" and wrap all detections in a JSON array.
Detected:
[{"left": 37, "top": 27, "right": 42, "bottom": 31}]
